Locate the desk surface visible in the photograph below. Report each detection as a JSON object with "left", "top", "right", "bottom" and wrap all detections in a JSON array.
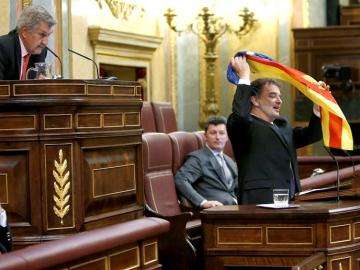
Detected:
[{"left": 201, "top": 200, "right": 360, "bottom": 220}]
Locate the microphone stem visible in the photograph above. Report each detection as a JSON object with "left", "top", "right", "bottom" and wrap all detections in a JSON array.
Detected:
[
  {"left": 324, "top": 146, "right": 340, "bottom": 202},
  {"left": 68, "top": 49, "right": 99, "bottom": 79}
]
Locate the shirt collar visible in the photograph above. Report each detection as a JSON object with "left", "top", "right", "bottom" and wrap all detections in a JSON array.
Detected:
[
  {"left": 205, "top": 144, "right": 223, "bottom": 157},
  {"left": 19, "top": 36, "right": 29, "bottom": 57}
]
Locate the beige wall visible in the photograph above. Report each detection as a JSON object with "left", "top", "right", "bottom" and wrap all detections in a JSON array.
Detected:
[{"left": 0, "top": 1, "right": 10, "bottom": 35}]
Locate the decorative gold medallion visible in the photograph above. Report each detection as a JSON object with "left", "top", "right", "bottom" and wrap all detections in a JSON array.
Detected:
[
  {"left": 22, "top": 0, "right": 32, "bottom": 8},
  {"left": 52, "top": 149, "right": 70, "bottom": 225},
  {"left": 95, "top": 0, "right": 144, "bottom": 20}
]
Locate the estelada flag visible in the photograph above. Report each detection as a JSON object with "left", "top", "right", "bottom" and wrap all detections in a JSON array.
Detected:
[{"left": 227, "top": 51, "right": 353, "bottom": 150}]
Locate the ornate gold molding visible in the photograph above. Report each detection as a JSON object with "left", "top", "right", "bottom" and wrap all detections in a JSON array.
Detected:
[
  {"left": 52, "top": 149, "right": 71, "bottom": 225},
  {"left": 22, "top": 0, "right": 32, "bottom": 8},
  {"left": 95, "top": 0, "right": 144, "bottom": 20}
]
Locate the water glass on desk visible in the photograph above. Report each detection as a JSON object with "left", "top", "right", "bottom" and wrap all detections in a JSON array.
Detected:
[{"left": 273, "top": 189, "right": 289, "bottom": 207}]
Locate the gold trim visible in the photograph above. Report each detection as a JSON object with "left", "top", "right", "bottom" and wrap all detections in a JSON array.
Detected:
[
  {"left": 148, "top": 173, "right": 173, "bottom": 213},
  {"left": 216, "top": 226, "right": 262, "bottom": 245},
  {"left": 76, "top": 113, "right": 102, "bottom": 129},
  {"left": 0, "top": 114, "right": 36, "bottom": 131},
  {"left": 70, "top": 256, "right": 107, "bottom": 270},
  {"left": 0, "top": 85, "right": 10, "bottom": 96},
  {"left": 22, "top": 0, "right": 32, "bottom": 8},
  {"left": 53, "top": 149, "right": 71, "bottom": 225},
  {"left": 44, "top": 143, "right": 75, "bottom": 230},
  {"left": 266, "top": 226, "right": 313, "bottom": 245},
  {"left": 353, "top": 221, "right": 360, "bottom": 240},
  {"left": 0, "top": 173, "right": 9, "bottom": 204},
  {"left": 44, "top": 114, "right": 73, "bottom": 130},
  {"left": 330, "top": 223, "right": 351, "bottom": 244},
  {"left": 113, "top": 85, "right": 137, "bottom": 96},
  {"left": 142, "top": 241, "right": 158, "bottom": 265},
  {"left": 13, "top": 83, "right": 86, "bottom": 96},
  {"left": 86, "top": 84, "right": 113, "bottom": 95},
  {"left": 124, "top": 112, "right": 140, "bottom": 127},
  {"left": 109, "top": 246, "right": 140, "bottom": 270},
  {"left": 95, "top": 0, "right": 144, "bottom": 21},
  {"left": 92, "top": 164, "right": 136, "bottom": 198},
  {"left": 329, "top": 256, "right": 351, "bottom": 270},
  {"left": 142, "top": 135, "right": 172, "bottom": 170},
  {"left": 103, "top": 112, "right": 124, "bottom": 128}
]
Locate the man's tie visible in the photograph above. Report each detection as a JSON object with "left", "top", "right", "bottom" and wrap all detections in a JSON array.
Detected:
[
  {"left": 218, "top": 154, "right": 232, "bottom": 188},
  {"left": 21, "top": 54, "right": 30, "bottom": 80}
]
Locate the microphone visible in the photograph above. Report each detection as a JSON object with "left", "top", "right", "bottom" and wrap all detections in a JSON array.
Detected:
[
  {"left": 342, "top": 149, "right": 356, "bottom": 180},
  {"left": 46, "top": 46, "right": 63, "bottom": 79},
  {"left": 324, "top": 146, "right": 340, "bottom": 202},
  {"left": 68, "top": 48, "right": 100, "bottom": 79}
]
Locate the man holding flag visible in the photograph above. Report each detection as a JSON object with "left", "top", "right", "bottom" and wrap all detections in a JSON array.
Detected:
[{"left": 227, "top": 55, "right": 328, "bottom": 205}]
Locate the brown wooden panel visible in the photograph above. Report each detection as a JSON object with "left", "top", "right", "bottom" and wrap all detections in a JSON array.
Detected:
[
  {"left": 87, "top": 84, "right": 112, "bottom": 95},
  {"left": 0, "top": 174, "right": 8, "bottom": 204},
  {"left": 70, "top": 257, "right": 107, "bottom": 270},
  {"left": 0, "top": 114, "right": 36, "bottom": 130},
  {"left": 76, "top": 113, "right": 101, "bottom": 128},
  {"left": 0, "top": 85, "right": 10, "bottom": 96},
  {"left": 113, "top": 85, "right": 136, "bottom": 96},
  {"left": 217, "top": 226, "right": 262, "bottom": 245},
  {"left": 0, "top": 151, "right": 30, "bottom": 222},
  {"left": 330, "top": 223, "right": 351, "bottom": 244},
  {"left": 109, "top": 246, "right": 140, "bottom": 269},
  {"left": 124, "top": 112, "right": 140, "bottom": 127},
  {"left": 13, "top": 83, "right": 86, "bottom": 96},
  {"left": 135, "top": 86, "right": 142, "bottom": 96},
  {"left": 266, "top": 226, "right": 313, "bottom": 245},
  {"left": 92, "top": 164, "right": 136, "bottom": 198},
  {"left": 330, "top": 255, "right": 351, "bottom": 270},
  {"left": 143, "top": 240, "right": 158, "bottom": 266},
  {"left": 354, "top": 222, "right": 360, "bottom": 239},
  {"left": 44, "top": 114, "right": 72, "bottom": 130},
  {"left": 82, "top": 144, "right": 139, "bottom": 221},
  {"left": 103, "top": 113, "right": 123, "bottom": 128},
  {"left": 43, "top": 144, "right": 75, "bottom": 230}
]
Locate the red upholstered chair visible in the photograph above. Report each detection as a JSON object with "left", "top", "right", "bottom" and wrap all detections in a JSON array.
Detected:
[
  {"left": 169, "top": 131, "right": 201, "bottom": 174},
  {"left": 193, "top": 130, "right": 205, "bottom": 148},
  {"left": 142, "top": 132, "right": 196, "bottom": 270},
  {"left": 141, "top": 101, "right": 157, "bottom": 133},
  {"left": 151, "top": 102, "right": 177, "bottom": 133},
  {"left": 168, "top": 131, "right": 202, "bottom": 238}
]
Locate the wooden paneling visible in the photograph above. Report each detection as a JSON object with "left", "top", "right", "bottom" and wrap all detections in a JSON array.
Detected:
[
  {"left": 201, "top": 201, "right": 360, "bottom": 270},
  {"left": 0, "top": 79, "right": 144, "bottom": 246},
  {"left": 293, "top": 26, "right": 360, "bottom": 122}
]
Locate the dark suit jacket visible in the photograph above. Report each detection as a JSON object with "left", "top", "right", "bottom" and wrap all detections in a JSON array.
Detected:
[
  {"left": 227, "top": 84, "right": 322, "bottom": 205},
  {"left": 0, "top": 224, "right": 12, "bottom": 253},
  {"left": 0, "top": 29, "right": 47, "bottom": 80},
  {"left": 174, "top": 146, "right": 238, "bottom": 207}
]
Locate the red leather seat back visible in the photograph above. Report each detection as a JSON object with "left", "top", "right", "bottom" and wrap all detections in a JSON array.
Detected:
[
  {"left": 151, "top": 102, "right": 177, "bottom": 133},
  {"left": 224, "top": 139, "right": 234, "bottom": 160},
  {"left": 141, "top": 101, "right": 157, "bottom": 133},
  {"left": 169, "top": 131, "right": 200, "bottom": 174},
  {"left": 193, "top": 130, "right": 205, "bottom": 148},
  {"left": 142, "top": 133, "right": 181, "bottom": 215}
]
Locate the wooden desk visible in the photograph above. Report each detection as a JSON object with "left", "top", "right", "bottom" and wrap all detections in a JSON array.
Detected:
[
  {"left": 0, "top": 80, "right": 144, "bottom": 247},
  {"left": 201, "top": 201, "right": 360, "bottom": 270}
]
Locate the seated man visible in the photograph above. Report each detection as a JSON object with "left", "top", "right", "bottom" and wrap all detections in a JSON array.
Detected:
[
  {"left": 175, "top": 116, "right": 238, "bottom": 209},
  {"left": 0, "top": 204, "right": 11, "bottom": 253}
]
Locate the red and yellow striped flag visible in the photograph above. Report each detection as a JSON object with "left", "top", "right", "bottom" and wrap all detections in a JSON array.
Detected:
[{"left": 227, "top": 51, "right": 353, "bottom": 150}]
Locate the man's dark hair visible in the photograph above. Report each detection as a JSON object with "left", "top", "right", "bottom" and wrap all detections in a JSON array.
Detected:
[
  {"left": 204, "top": 116, "right": 227, "bottom": 132},
  {"left": 250, "top": 78, "right": 281, "bottom": 96}
]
